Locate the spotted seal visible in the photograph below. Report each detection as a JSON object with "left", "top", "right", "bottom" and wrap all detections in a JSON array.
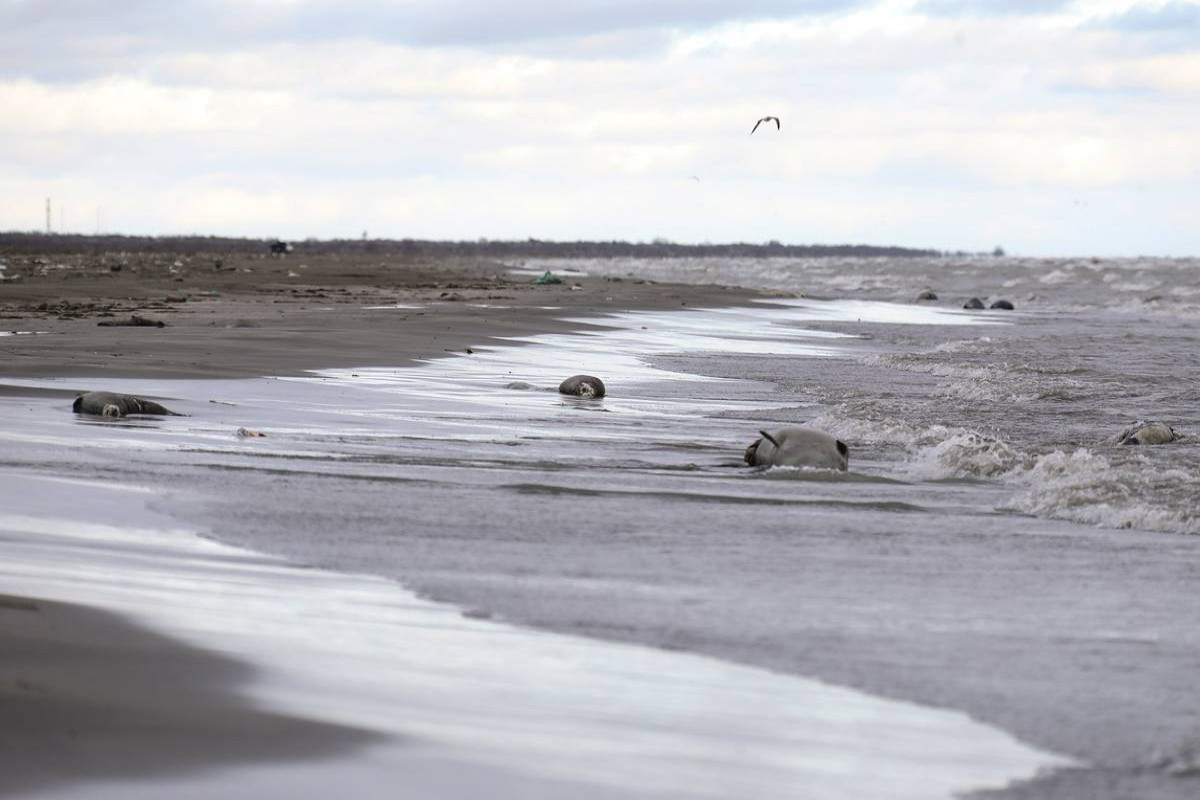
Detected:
[
  {"left": 559, "top": 375, "right": 606, "bottom": 399},
  {"left": 744, "top": 428, "right": 849, "bottom": 471},
  {"left": 1112, "top": 421, "right": 1180, "bottom": 446},
  {"left": 72, "top": 391, "right": 181, "bottom": 418}
]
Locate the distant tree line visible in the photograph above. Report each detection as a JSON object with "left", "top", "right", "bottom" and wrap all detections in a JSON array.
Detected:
[{"left": 0, "top": 231, "right": 942, "bottom": 259}]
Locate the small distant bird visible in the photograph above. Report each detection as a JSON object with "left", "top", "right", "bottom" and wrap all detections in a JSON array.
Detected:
[{"left": 751, "top": 116, "right": 780, "bottom": 134}]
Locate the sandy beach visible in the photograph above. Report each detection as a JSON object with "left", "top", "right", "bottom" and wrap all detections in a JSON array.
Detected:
[{"left": 3, "top": 247, "right": 1199, "bottom": 799}]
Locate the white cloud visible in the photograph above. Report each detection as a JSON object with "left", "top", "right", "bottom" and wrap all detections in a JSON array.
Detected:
[{"left": 1, "top": 1, "right": 1198, "bottom": 254}]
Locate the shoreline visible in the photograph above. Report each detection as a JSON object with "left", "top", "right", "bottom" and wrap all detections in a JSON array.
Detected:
[
  {"left": 0, "top": 251, "right": 763, "bottom": 382},
  {"left": 4, "top": 251, "right": 1198, "bottom": 799},
  {"left": 0, "top": 470, "right": 1061, "bottom": 800}
]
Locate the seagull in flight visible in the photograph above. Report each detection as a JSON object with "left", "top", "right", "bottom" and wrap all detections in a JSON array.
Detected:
[{"left": 751, "top": 116, "right": 780, "bottom": 134}]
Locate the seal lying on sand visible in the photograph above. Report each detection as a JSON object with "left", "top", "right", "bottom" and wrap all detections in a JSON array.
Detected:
[
  {"left": 72, "top": 392, "right": 181, "bottom": 418},
  {"left": 744, "top": 428, "right": 849, "bottom": 471},
  {"left": 559, "top": 375, "right": 606, "bottom": 399},
  {"left": 1112, "top": 421, "right": 1180, "bottom": 446}
]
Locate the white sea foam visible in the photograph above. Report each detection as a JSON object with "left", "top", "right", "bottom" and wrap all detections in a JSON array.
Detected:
[
  {"left": 1004, "top": 449, "right": 1200, "bottom": 535},
  {"left": 904, "top": 431, "right": 1028, "bottom": 481}
]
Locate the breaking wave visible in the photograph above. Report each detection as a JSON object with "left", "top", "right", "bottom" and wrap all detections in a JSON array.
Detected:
[{"left": 810, "top": 409, "right": 1200, "bottom": 535}]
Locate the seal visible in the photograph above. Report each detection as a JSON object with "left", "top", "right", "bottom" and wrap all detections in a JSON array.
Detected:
[
  {"left": 1112, "top": 421, "right": 1180, "bottom": 446},
  {"left": 72, "top": 391, "right": 182, "bottom": 418},
  {"left": 963, "top": 298, "right": 985, "bottom": 309},
  {"left": 916, "top": 290, "right": 938, "bottom": 302},
  {"left": 744, "top": 427, "right": 849, "bottom": 471},
  {"left": 559, "top": 375, "right": 606, "bottom": 399},
  {"left": 989, "top": 299, "right": 1015, "bottom": 310}
]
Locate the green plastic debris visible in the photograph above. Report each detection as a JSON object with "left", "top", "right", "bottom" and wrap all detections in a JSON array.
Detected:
[{"left": 534, "top": 270, "right": 563, "bottom": 285}]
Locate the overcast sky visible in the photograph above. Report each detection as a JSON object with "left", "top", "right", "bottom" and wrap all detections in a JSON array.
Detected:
[{"left": 2, "top": 0, "right": 1197, "bottom": 256}]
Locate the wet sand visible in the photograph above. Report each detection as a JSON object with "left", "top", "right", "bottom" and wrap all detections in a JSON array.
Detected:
[
  {"left": 0, "top": 594, "right": 381, "bottom": 797},
  {"left": 0, "top": 250, "right": 753, "bottom": 380}
]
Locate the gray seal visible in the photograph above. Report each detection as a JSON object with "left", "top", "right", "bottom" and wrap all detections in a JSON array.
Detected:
[
  {"left": 963, "top": 297, "right": 985, "bottom": 309},
  {"left": 559, "top": 375, "right": 606, "bottom": 399},
  {"left": 1112, "top": 421, "right": 1180, "bottom": 446},
  {"left": 989, "top": 299, "right": 1015, "bottom": 310},
  {"left": 744, "top": 428, "right": 849, "bottom": 471},
  {"left": 72, "top": 392, "right": 181, "bottom": 418}
]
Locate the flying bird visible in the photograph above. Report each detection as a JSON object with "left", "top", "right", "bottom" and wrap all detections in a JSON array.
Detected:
[{"left": 751, "top": 116, "right": 780, "bottom": 134}]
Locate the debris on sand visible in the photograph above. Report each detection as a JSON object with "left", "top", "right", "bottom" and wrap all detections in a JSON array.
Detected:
[
  {"left": 534, "top": 271, "right": 563, "bottom": 285},
  {"left": 97, "top": 315, "right": 166, "bottom": 328},
  {"left": 236, "top": 427, "right": 267, "bottom": 438}
]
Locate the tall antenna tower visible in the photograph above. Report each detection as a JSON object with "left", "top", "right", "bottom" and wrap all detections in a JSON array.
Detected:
[{"left": 45, "top": 198, "right": 51, "bottom": 233}]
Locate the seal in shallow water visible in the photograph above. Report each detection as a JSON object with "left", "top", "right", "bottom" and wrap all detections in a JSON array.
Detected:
[
  {"left": 559, "top": 375, "right": 606, "bottom": 399},
  {"left": 72, "top": 392, "right": 181, "bottom": 418},
  {"left": 1112, "top": 421, "right": 1180, "bottom": 446},
  {"left": 744, "top": 428, "right": 849, "bottom": 471}
]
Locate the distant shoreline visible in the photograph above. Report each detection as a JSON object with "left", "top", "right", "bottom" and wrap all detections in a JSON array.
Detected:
[{"left": 0, "top": 231, "right": 942, "bottom": 259}]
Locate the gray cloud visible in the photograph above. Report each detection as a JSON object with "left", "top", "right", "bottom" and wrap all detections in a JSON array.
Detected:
[
  {"left": 0, "top": 0, "right": 868, "bottom": 82},
  {"left": 1097, "top": 1, "right": 1200, "bottom": 31},
  {"left": 916, "top": 0, "right": 1071, "bottom": 17},
  {"left": 0, "top": 0, "right": 867, "bottom": 81}
]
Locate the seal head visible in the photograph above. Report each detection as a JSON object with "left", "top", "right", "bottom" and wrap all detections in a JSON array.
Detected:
[
  {"left": 745, "top": 427, "right": 849, "bottom": 471},
  {"left": 559, "top": 375, "right": 606, "bottom": 399}
]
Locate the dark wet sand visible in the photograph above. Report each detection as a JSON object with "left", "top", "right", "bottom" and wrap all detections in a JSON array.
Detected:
[
  {"left": 3, "top": 249, "right": 1198, "bottom": 799},
  {"left": 0, "top": 250, "right": 753, "bottom": 380},
  {"left": 0, "top": 594, "right": 381, "bottom": 798}
]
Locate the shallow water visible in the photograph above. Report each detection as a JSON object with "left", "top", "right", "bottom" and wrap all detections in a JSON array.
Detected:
[{"left": 0, "top": 474, "right": 1069, "bottom": 800}]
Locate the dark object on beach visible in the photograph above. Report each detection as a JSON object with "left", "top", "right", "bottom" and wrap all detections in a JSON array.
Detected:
[
  {"left": 269, "top": 240, "right": 293, "bottom": 256},
  {"left": 236, "top": 427, "right": 267, "bottom": 438},
  {"left": 534, "top": 271, "right": 563, "bottom": 285},
  {"left": 963, "top": 297, "right": 985, "bottom": 309},
  {"left": 559, "top": 375, "right": 606, "bottom": 399},
  {"left": 916, "top": 290, "right": 938, "bottom": 302},
  {"left": 990, "top": 300, "right": 1015, "bottom": 310},
  {"left": 751, "top": 116, "right": 780, "bottom": 134},
  {"left": 73, "top": 392, "right": 182, "bottom": 418},
  {"left": 97, "top": 315, "right": 166, "bottom": 328},
  {"left": 1113, "top": 421, "right": 1180, "bottom": 446},
  {"left": 744, "top": 428, "right": 849, "bottom": 471},
  {"left": 164, "top": 294, "right": 187, "bottom": 303},
  {"left": 505, "top": 381, "right": 534, "bottom": 390}
]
